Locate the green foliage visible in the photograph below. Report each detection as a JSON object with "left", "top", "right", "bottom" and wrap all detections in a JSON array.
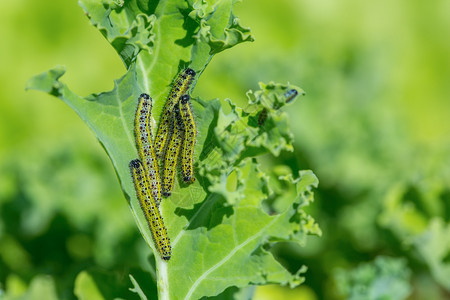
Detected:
[
  {"left": 2, "top": 275, "right": 59, "bottom": 300},
  {"left": 380, "top": 176, "right": 450, "bottom": 290},
  {"left": 335, "top": 256, "right": 412, "bottom": 300},
  {"left": 2, "top": 0, "right": 449, "bottom": 299},
  {"left": 24, "top": 0, "right": 319, "bottom": 299}
]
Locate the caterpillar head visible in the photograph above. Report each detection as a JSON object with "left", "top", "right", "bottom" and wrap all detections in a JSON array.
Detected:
[{"left": 180, "top": 95, "right": 190, "bottom": 104}]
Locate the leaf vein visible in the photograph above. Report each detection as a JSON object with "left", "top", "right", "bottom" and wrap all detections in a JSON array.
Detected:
[
  {"left": 183, "top": 217, "right": 278, "bottom": 300},
  {"left": 115, "top": 93, "right": 134, "bottom": 148}
]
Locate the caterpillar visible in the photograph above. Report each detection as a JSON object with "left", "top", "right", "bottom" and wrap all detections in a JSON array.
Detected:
[
  {"left": 258, "top": 89, "right": 298, "bottom": 126},
  {"left": 161, "top": 103, "right": 184, "bottom": 197},
  {"left": 134, "top": 93, "right": 161, "bottom": 206},
  {"left": 257, "top": 108, "right": 268, "bottom": 126},
  {"left": 179, "top": 95, "right": 196, "bottom": 183},
  {"left": 284, "top": 89, "right": 298, "bottom": 103},
  {"left": 129, "top": 159, "right": 171, "bottom": 261},
  {"left": 154, "top": 68, "right": 196, "bottom": 160}
]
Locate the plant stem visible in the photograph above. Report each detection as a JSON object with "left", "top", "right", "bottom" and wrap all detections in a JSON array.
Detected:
[{"left": 157, "top": 260, "right": 169, "bottom": 300}]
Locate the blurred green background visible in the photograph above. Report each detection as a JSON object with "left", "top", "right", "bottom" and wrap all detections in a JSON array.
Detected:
[{"left": 1, "top": 0, "right": 449, "bottom": 299}]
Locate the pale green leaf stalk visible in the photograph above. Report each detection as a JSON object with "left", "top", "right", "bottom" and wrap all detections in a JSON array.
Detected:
[{"left": 26, "top": 1, "right": 320, "bottom": 299}]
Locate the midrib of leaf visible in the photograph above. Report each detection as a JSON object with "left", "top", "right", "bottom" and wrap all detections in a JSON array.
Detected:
[
  {"left": 158, "top": 260, "right": 170, "bottom": 300},
  {"left": 148, "top": 0, "right": 167, "bottom": 76},
  {"left": 136, "top": 5, "right": 162, "bottom": 93},
  {"left": 136, "top": 0, "right": 183, "bottom": 115},
  {"left": 143, "top": 4, "right": 175, "bottom": 298},
  {"left": 183, "top": 217, "right": 278, "bottom": 300},
  {"left": 137, "top": 56, "right": 150, "bottom": 93}
]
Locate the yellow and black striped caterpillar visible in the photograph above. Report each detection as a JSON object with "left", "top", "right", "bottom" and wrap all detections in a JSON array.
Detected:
[
  {"left": 154, "top": 68, "right": 196, "bottom": 160},
  {"left": 134, "top": 93, "right": 162, "bottom": 206},
  {"left": 161, "top": 103, "right": 185, "bottom": 197},
  {"left": 129, "top": 159, "right": 171, "bottom": 261},
  {"left": 179, "top": 95, "right": 196, "bottom": 183}
]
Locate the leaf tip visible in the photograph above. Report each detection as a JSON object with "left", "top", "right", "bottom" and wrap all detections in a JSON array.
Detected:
[{"left": 26, "top": 65, "right": 66, "bottom": 96}]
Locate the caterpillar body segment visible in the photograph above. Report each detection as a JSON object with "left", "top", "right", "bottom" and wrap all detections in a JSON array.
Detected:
[{"left": 179, "top": 95, "right": 197, "bottom": 183}]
